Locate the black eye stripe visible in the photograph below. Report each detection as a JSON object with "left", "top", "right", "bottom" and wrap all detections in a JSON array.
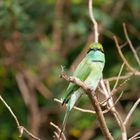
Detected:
[
  {"left": 92, "top": 60, "right": 104, "bottom": 63},
  {"left": 87, "top": 48, "right": 104, "bottom": 54}
]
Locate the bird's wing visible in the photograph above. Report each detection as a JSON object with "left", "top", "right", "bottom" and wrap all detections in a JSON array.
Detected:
[{"left": 62, "top": 57, "right": 92, "bottom": 104}]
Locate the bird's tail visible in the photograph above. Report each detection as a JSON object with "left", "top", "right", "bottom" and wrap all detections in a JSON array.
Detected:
[
  {"left": 59, "top": 92, "right": 82, "bottom": 140},
  {"left": 59, "top": 103, "right": 71, "bottom": 140}
]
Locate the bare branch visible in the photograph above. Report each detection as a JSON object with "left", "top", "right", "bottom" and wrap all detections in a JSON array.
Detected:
[
  {"left": 100, "top": 80, "right": 127, "bottom": 140},
  {"left": 88, "top": 0, "right": 99, "bottom": 42},
  {"left": 132, "top": 137, "right": 140, "bottom": 140},
  {"left": 101, "top": 79, "right": 128, "bottom": 106},
  {"left": 19, "top": 126, "right": 41, "bottom": 140},
  {"left": 113, "top": 91, "right": 124, "bottom": 107},
  {"left": 113, "top": 36, "right": 137, "bottom": 73},
  {"left": 0, "top": 95, "right": 41, "bottom": 140},
  {"left": 113, "top": 110, "right": 127, "bottom": 140},
  {"left": 105, "top": 72, "right": 133, "bottom": 82},
  {"left": 50, "top": 122, "right": 66, "bottom": 140},
  {"left": 129, "top": 132, "right": 140, "bottom": 140},
  {"left": 123, "top": 23, "right": 140, "bottom": 66},
  {"left": 100, "top": 80, "right": 114, "bottom": 109},
  {"left": 0, "top": 95, "right": 20, "bottom": 127},
  {"left": 54, "top": 98, "right": 96, "bottom": 114},
  {"left": 55, "top": 98, "right": 117, "bottom": 115},
  {"left": 53, "top": 132, "right": 60, "bottom": 140},
  {"left": 124, "top": 98, "right": 140, "bottom": 126},
  {"left": 112, "top": 63, "right": 125, "bottom": 91}
]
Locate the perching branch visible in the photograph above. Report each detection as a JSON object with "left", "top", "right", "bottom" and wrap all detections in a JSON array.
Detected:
[
  {"left": 54, "top": 98, "right": 96, "bottom": 114},
  {"left": 54, "top": 98, "right": 114, "bottom": 115},
  {"left": 0, "top": 95, "right": 41, "bottom": 140},
  {"left": 89, "top": 0, "right": 99, "bottom": 43}
]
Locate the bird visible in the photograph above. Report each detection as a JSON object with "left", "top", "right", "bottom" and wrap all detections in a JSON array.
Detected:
[{"left": 59, "top": 42, "right": 105, "bottom": 138}]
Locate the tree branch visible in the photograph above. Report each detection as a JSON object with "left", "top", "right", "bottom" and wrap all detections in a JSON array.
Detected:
[
  {"left": 124, "top": 98, "right": 140, "bottom": 126},
  {"left": 113, "top": 36, "right": 137, "bottom": 73},
  {"left": 54, "top": 98, "right": 96, "bottom": 114},
  {"left": 123, "top": 23, "right": 140, "bottom": 67},
  {"left": 50, "top": 122, "right": 66, "bottom": 140},
  {"left": 100, "top": 80, "right": 127, "bottom": 140},
  {"left": 129, "top": 132, "right": 140, "bottom": 140},
  {"left": 0, "top": 95, "right": 41, "bottom": 140},
  {"left": 88, "top": 0, "right": 99, "bottom": 43}
]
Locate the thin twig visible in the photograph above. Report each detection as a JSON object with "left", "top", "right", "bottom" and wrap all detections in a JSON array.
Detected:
[
  {"left": 55, "top": 98, "right": 116, "bottom": 115},
  {"left": 20, "top": 127, "right": 41, "bottom": 140},
  {"left": 54, "top": 132, "right": 59, "bottom": 140},
  {"left": 113, "top": 110, "right": 127, "bottom": 140},
  {"left": 100, "top": 80, "right": 114, "bottom": 109},
  {"left": 0, "top": 96, "right": 20, "bottom": 127},
  {"left": 112, "top": 63, "right": 125, "bottom": 91},
  {"left": 129, "top": 132, "right": 140, "bottom": 140},
  {"left": 123, "top": 23, "right": 140, "bottom": 66},
  {"left": 113, "top": 36, "right": 137, "bottom": 73},
  {"left": 102, "top": 91, "right": 124, "bottom": 114},
  {"left": 101, "top": 79, "right": 128, "bottom": 105},
  {"left": 102, "top": 81, "right": 126, "bottom": 139},
  {"left": 120, "top": 42, "right": 128, "bottom": 49},
  {"left": 100, "top": 80, "right": 123, "bottom": 130},
  {"left": 100, "top": 80, "right": 127, "bottom": 140},
  {"left": 124, "top": 98, "right": 140, "bottom": 126},
  {"left": 50, "top": 122, "right": 66, "bottom": 140},
  {"left": 105, "top": 72, "right": 133, "bottom": 82},
  {"left": 131, "top": 136, "right": 140, "bottom": 140},
  {"left": 88, "top": 0, "right": 99, "bottom": 42},
  {"left": 0, "top": 95, "right": 41, "bottom": 140},
  {"left": 113, "top": 91, "right": 124, "bottom": 107},
  {"left": 54, "top": 98, "right": 96, "bottom": 114}
]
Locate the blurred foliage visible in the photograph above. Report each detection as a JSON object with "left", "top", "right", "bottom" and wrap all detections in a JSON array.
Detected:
[{"left": 0, "top": 0, "right": 140, "bottom": 140}]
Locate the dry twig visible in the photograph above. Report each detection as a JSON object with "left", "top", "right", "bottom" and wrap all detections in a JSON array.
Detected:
[
  {"left": 105, "top": 72, "right": 133, "bottom": 82},
  {"left": 123, "top": 23, "right": 140, "bottom": 66},
  {"left": 112, "top": 63, "right": 125, "bottom": 91},
  {"left": 124, "top": 98, "right": 140, "bottom": 126},
  {"left": 129, "top": 132, "right": 140, "bottom": 140},
  {"left": 50, "top": 122, "right": 66, "bottom": 140},
  {"left": 89, "top": 0, "right": 99, "bottom": 43},
  {"left": 100, "top": 80, "right": 127, "bottom": 140},
  {"left": 113, "top": 36, "right": 137, "bottom": 73},
  {"left": 54, "top": 98, "right": 96, "bottom": 114},
  {"left": 0, "top": 95, "right": 41, "bottom": 140}
]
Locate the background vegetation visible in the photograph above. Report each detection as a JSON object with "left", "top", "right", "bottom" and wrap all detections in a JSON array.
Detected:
[{"left": 0, "top": 0, "right": 140, "bottom": 139}]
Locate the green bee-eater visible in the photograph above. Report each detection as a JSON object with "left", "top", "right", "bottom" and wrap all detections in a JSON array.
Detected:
[{"left": 60, "top": 42, "right": 105, "bottom": 136}]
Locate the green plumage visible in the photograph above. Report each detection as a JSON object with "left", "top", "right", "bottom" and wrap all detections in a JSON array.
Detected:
[{"left": 60, "top": 42, "right": 105, "bottom": 136}]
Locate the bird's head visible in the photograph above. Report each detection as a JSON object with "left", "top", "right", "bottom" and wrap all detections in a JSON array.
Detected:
[{"left": 89, "top": 42, "right": 104, "bottom": 52}]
